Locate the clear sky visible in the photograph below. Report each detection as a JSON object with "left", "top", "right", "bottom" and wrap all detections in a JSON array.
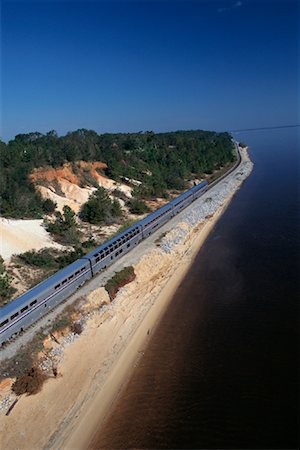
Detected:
[{"left": 1, "top": 0, "right": 299, "bottom": 141}]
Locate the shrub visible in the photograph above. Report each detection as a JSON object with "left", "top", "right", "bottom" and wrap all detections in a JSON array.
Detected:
[
  {"left": 62, "top": 226, "right": 81, "bottom": 246},
  {"left": 18, "top": 249, "right": 57, "bottom": 268},
  {"left": 82, "top": 236, "right": 97, "bottom": 250},
  {"left": 81, "top": 171, "right": 99, "bottom": 188},
  {"left": 0, "top": 255, "right": 6, "bottom": 275},
  {"left": 16, "top": 247, "right": 85, "bottom": 277},
  {"left": 111, "top": 198, "right": 122, "bottom": 218},
  {"left": 113, "top": 189, "right": 130, "bottom": 202},
  {"left": 12, "top": 367, "right": 48, "bottom": 396},
  {"left": 127, "top": 198, "right": 150, "bottom": 215},
  {"left": 105, "top": 266, "right": 136, "bottom": 300},
  {"left": 71, "top": 322, "right": 83, "bottom": 335},
  {"left": 0, "top": 273, "right": 13, "bottom": 301},
  {"left": 44, "top": 206, "right": 80, "bottom": 245},
  {"left": 56, "top": 247, "right": 84, "bottom": 268},
  {"left": 80, "top": 187, "right": 123, "bottom": 225},
  {"left": 42, "top": 198, "right": 57, "bottom": 214}
]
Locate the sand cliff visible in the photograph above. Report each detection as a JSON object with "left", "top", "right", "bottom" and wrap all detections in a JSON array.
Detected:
[{"left": 30, "top": 161, "right": 132, "bottom": 213}]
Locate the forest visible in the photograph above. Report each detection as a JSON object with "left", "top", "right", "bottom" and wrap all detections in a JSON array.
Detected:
[{"left": 0, "top": 129, "right": 235, "bottom": 218}]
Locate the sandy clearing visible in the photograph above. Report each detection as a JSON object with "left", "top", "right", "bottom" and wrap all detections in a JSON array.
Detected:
[
  {"left": 0, "top": 148, "right": 253, "bottom": 450},
  {"left": 0, "top": 218, "right": 63, "bottom": 261}
]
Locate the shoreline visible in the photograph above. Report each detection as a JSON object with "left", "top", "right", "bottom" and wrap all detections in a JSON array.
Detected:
[{"left": 0, "top": 147, "right": 253, "bottom": 450}]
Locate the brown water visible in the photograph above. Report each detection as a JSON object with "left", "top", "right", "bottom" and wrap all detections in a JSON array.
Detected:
[{"left": 90, "top": 129, "right": 299, "bottom": 449}]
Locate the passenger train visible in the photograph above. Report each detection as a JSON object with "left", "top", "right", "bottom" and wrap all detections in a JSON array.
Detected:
[{"left": 0, "top": 180, "right": 208, "bottom": 345}]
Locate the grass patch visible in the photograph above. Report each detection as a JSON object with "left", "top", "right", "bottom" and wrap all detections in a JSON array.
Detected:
[
  {"left": 49, "top": 301, "right": 83, "bottom": 335},
  {"left": 105, "top": 266, "right": 136, "bottom": 300},
  {"left": 50, "top": 314, "right": 72, "bottom": 334}
]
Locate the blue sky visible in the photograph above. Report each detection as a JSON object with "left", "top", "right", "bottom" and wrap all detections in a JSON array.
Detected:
[{"left": 1, "top": 0, "right": 299, "bottom": 141}]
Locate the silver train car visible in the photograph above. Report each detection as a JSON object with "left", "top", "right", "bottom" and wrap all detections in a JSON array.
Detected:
[{"left": 0, "top": 180, "right": 208, "bottom": 345}]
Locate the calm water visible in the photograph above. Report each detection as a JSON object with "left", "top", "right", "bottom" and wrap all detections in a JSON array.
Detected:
[{"left": 91, "top": 129, "right": 299, "bottom": 449}]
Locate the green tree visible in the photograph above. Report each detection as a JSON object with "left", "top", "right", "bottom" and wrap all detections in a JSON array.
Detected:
[
  {"left": 81, "top": 187, "right": 122, "bottom": 224},
  {"left": 45, "top": 206, "right": 80, "bottom": 245},
  {"left": 111, "top": 198, "right": 122, "bottom": 217},
  {"left": 0, "top": 256, "right": 13, "bottom": 302},
  {"left": 62, "top": 205, "right": 77, "bottom": 229},
  {"left": 42, "top": 198, "right": 57, "bottom": 214}
]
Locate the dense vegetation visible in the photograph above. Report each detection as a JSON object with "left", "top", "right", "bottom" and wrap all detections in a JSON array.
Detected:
[
  {"left": 0, "top": 129, "right": 235, "bottom": 219},
  {"left": 80, "top": 187, "right": 122, "bottom": 224}
]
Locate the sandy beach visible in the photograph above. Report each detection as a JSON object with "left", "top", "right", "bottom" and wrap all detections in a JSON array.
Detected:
[{"left": 0, "top": 148, "right": 253, "bottom": 450}]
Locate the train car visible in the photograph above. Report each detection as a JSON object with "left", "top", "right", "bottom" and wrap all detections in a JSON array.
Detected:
[
  {"left": 139, "top": 180, "right": 208, "bottom": 236},
  {"left": 139, "top": 203, "right": 174, "bottom": 238},
  {"left": 0, "top": 258, "right": 91, "bottom": 345},
  {"left": 169, "top": 189, "right": 194, "bottom": 215},
  {"left": 83, "top": 222, "right": 143, "bottom": 275},
  {"left": 164, "top": 180, "right": 208, "bottom": 215},
  {"left": 189, "top": 180, "right": 208, "bottom": 200}
]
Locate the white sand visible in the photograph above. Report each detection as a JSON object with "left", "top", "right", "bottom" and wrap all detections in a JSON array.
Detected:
[{"left": 0, "top": 218, "right": 63, "bottom": 261}]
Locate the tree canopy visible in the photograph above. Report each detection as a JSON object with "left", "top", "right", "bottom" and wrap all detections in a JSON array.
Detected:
[
  {"left": 80, "top": 187, "right": 122, "bottom": 225},
  {"left": 0, "top": 129, "right": 235, "bottom": 218}
]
